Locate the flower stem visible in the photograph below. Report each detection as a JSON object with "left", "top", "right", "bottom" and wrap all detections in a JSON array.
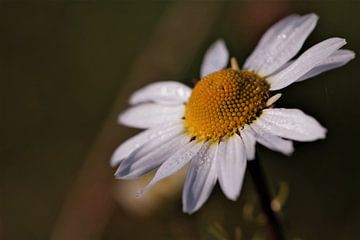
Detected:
[{"left": 248, "top": 153, "right": 285, "bottom": 240}]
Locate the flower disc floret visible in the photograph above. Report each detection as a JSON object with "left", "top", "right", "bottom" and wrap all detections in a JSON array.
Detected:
[{"left": 184, "top": 69, "right": 269, "bottom": 141}]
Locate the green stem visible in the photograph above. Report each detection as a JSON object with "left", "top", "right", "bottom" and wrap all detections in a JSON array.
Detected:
[{"left": 248, "top": 153, "right": 285, "bottom": 240}]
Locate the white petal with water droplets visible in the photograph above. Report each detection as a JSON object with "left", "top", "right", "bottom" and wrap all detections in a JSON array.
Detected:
[
  {"left": 244, "top": 14, "right": 318, "bottom": 76},
  {"left": 243, "top": 14, "right": 300, "bottom": 71},
  {"left": 250, "top": 122, "right": 294, "bottom": 155},
  {"left": 115, "top": 126, "right": 187, "bottom": 179},
  {"left": 119, "top": 103, "right": 184, "bottom": 129},
  {"left": 217, "top": 135, "right": 247, "bottom": 201},
  {"left": 111, "top": 122, "right": 182, "bottom": 166},
  {"left": 257, "top": 108, "right": 327, "bottom": 141},
  {"left": 129, "top": 81, "right": 192, "bottom": 105},
  {"left": 268, "top": 38, "right": 347, "bottom": 90},
  {"left": 296, "top": 49, "right": 355, "bottom": 82},
  {"left": 239, "top": 125, "right": 256, "bottom": 160},
  {"left": 200, "top": 39, "right": 229, "bottom": 78},
  {"left": 182, "top": 144, "right": 218, "bottom": 214},
  {"left": 138, "top": 140, "right": 202, "bottom": 196}
]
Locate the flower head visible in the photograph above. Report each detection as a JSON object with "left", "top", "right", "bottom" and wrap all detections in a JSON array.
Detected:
[{"left": 111, "top": 13, "right": 354, "bottom": 214}]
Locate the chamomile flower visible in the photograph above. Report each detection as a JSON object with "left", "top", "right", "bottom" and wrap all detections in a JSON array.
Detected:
[{"left": 111, "top": 13, "right": 355, "bottom": 214}]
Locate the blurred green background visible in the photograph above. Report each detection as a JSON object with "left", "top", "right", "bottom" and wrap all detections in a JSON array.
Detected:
[{"left": 1, "top": 1, "right": 359, "bottom": 240}]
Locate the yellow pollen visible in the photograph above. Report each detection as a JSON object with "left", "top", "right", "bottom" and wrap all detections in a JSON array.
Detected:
[{"left": 184, "top": 69, "right": 269, "bottom": 141}]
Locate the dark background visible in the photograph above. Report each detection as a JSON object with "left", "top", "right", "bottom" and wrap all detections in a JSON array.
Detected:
[{"left": 1, "top": 1, "right": 359, "bottom": 240}]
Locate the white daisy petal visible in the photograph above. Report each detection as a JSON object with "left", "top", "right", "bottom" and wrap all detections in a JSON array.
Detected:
[
  {"left": 239, "top": 125, "right": 256, "bottom": 160},
  {"left": 243, "top": 14, "right": 300, "bottom": 71},
  {"left": 129, "top": 81, "right": 192, "bottom": 105},
  {"left": 257, "top": 108, "right": 327, "bottom": 141},
  {"left": 268, "top": 37, "right": 347, "bottom": 90},
  {"left": 182, "top": 144, "right": 218, "bottom": 214},
  {"left": 200, "top": 39, "right": 229, "bottom": 78},
  {"left": 243, "top": 14, "right": 300, "bottom": 70},
  {"left": 115, "top": 126, "right": 187, "bottom": 179},
  {"left": 217, "top": 135, "right": 247, "bottom": 201},
  {"left": 250, "top": 123, "right": 294, "bottom": 155},
  {"left": 137, "top": 140, "right": 202, "bottom": 196},
  {"left": 119, "top": 103, "right": 184, "bottom": 129},
  {"left": 266, "top": 93, "right": 282, "bottom": 107},
  {"left": 244, "top": 14, "right": 318, "bottom": 75},
  {"left": 111, "top": 122, "right": 182, "bottom": 167},
  {"left": 296, "top": 49, "right": 355, "bottom": 82}
]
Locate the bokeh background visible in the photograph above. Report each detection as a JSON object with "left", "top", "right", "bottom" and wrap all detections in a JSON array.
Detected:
[{"left": 1, "top": 1, "right": 359, "bottom": 239}]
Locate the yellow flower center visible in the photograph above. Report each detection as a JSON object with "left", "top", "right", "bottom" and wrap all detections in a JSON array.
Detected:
[{"left": 184, "top": 69, "right": 269, "bottom": 141}]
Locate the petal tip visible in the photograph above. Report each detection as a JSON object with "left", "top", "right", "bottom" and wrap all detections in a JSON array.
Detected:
[
  {"left": 117, "top": 112, "right": 127, "bottom": 125},
  {"left": 182, "top": 206, "right": 197, "bottom": 215},
  {"left": 213, "top": 38, "right": 226, "bottom": 48},
  {"left": 284, "top": 150, "right": 294, "bottom": 156},
  {"left": 200, "top": 38, "right": 229, "bottom": 77},
  {"left": 319, "top": 127, "right": 328, "bottom": 139},
  {"left": 284, "top": 143, "right": 295, "bottom": 156},
  {"left": 307, "top": 13, "right": 319, "bottom": 21},
  {"left": 110, "top": 157, "right": 120, "bottom": 167},
  {"left": 129, "top": 95, "right": 139, "bottom": 105},
  {"left": 348, "top": 51, "right": 356, "bottom": 59},
  {"left": 311, "top": 123, "right": 327, "bottom": 140},
  {"left": 114, "top": 168, "right": 123, "bottom": 179},
  {"left": 225, "top": 193, "right": 239, "bottom": 201},
  {"left": 114, "top": 165, "right": 133, "bottom": 180},
  {"left": 331, "top": 37, "right": 347, "bottom": 46}
]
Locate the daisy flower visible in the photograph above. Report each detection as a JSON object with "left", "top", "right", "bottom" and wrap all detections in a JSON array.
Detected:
[{"left": 111, "top": 13, "right": 355, "bottom": 214}]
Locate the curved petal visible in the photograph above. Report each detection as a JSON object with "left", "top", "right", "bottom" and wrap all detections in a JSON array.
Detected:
[
  {"left": 111, "top": 122, "right": 182, "bottom": 167},
  {"left": 243, "top": 14, "right": 318, "bottom": 76},
  {"left": 115, "top": 125, "right": 187, "bottom": 179},
  {"left": 250, "top": 123, "right": 294, "bottom": 155},
  {"left": 137, "top": 140, "right": 202, "bottom": 196},
  {"left": 129, "top": 81, "right": 192, "bottom": 105},
  {"left": 200, "top": 39, "right": 229, "bottom": 78},
  {"left": 268, "top": 38, "right": 347, "bottom": 90},
  {"left": 239, "top": 125, "right": 256, "bottom": 160},
  {"left": 182, "top": 143, "right": 218, "bottom": 214},
  {"left": 119, "top": 103, "right": 184, "bottom": 129},
  {"left": 296, "top": 49, "right": 355, "bottom": 82},
  {"left": 257, "top": 108, "right": 327, "bottom": 141},
  {"left": 217, "top": 135, "right": 247, "bottom": 201}
]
